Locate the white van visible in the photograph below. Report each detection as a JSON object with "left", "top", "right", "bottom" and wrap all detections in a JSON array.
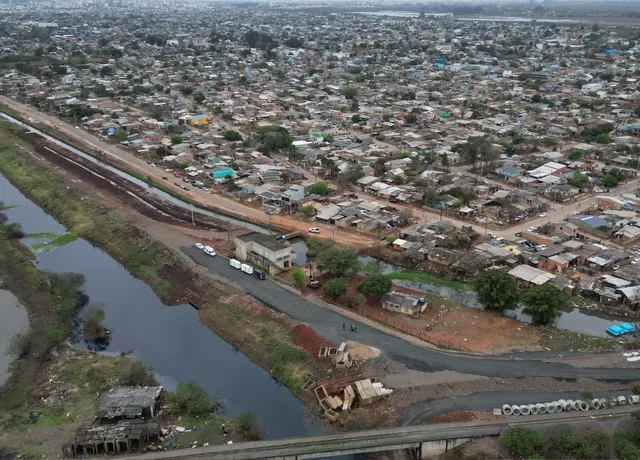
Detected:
[
  {"left": 240, "top": 263, "right": 254, "bottom": 275},
  {"left": 229, "top": 259, "right": 242, "bottom": 269}
]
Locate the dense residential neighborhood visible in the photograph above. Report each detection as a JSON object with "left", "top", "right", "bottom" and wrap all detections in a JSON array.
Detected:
[{"left": 2, "top": 1, "right": 640, "bottom": 459}]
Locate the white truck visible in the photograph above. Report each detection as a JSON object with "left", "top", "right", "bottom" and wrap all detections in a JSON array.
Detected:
[
  {"left": 229, "top": 259, "right": 242, "bottom": 269},
  {"left": 240, "top": 263, "right": 254, "bottom": 275}
]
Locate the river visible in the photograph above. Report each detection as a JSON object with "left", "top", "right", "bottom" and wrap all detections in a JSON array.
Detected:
[
  {"left": 0, "top": 289, "right": 28, "bottom": 387},
  {"left": 0, "top": 172, "right": 319, "bottom": 440}
]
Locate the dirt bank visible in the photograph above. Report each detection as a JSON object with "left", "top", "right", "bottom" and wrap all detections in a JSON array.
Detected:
[{"left": 18, "top": 131, "right": 231, "bottom": 231}]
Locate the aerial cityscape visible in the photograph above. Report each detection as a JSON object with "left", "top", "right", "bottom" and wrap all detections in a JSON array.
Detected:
[{"left": 1, "top": 0, "right": 640, "bottom": 458}]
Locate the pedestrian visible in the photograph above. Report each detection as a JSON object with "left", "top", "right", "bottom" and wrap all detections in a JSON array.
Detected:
[
  {"left": 343, "top": 323, "right": 345, "bottom": 330},
  {"left": 354, "top": 326, "right": 357, "bottom": 333},
  {"left": 350, "top": 325, "right": 354, "bottom": 332}
]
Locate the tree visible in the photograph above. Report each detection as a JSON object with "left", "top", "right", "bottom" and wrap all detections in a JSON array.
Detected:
[
  {"left": 502, "top": 427, "right": 547, "bottom": 458},
  {"left": 404, "top": 113, "right": 417, "bottom": 124},
  {"left": 440, "top": 152, "right": 450, "bottom": 171},
  {"left": 291, "top": 267, "right": 305, "bottom": 288},
  {"left": 336, "top": 164, "right": 364, "bottom": 186},
  {"left": 323, "top": 277, "right": 348, "bottom": 298},
  {"left": 194, "top": 92, "right": 205, "bottom": 103},
  {"left": 521, "top": 284, "right": 567, "bottom": 325},
  {"left": 603, "top": 168, "right": 626, "bottom": 187},
  {"left": 567, "top": 148, "right": 584, "bottom": 160},
  {"left": 317, "top": 247, "right": 359, "bottom": 277},
  {"left": 224, "top": 130, "right": 242, "bottom": 142},
  {"left": 308, "top": 182, "right": 329, "bottom": 195},
  {"left": 392, "top": 175, "right": 405, "bottom": 185},
  {"left": 635, "top": 107, "right": 640, "bottom": 117},
  {"left": 170, "top": 135, "right": 183, "bottom": 145},
  {"left": 358, "top": 274, "right": 392, "bottom": 298},
  {"left": 473, "top": 269, "right": 519, "bottom": 313},
  {"left": 596, "top": 133, "right": 610, "bottom": 144},
  {"left": 570, "top": 172, "right": 589, "bottom": 188},
  {"left": 423, "top": 189, "right": 441, "bottom": 208},
  {"left": 166, "top": 381, "right": 212, "bottom": 416},
  {"left": 342, "top": 87, "right": 358, "bottom": 99},
  {"left": 156, "top": 145, "right": 166, "bottom": 157},
  {"left": 255, "top": 125, "right": 293, "bottom": 153},
  {"left": 180, "top": 85, "right": 194, "bottom": 96},
  {"left": 352, "top": 114, "right": 362, "bottom": 123},
  {"left": 4, "top": 223, "right": 24, "bottom": 239},
  {"left": 531, "top": 94, "right": 542, "bottom": 103}
]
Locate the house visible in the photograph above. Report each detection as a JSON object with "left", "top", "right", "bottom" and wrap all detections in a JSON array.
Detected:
[
  {"left": 381, "top": 291, "right": 426, "bottom": 317},
  {"left": 508, "top": 264, "right": 556, "bottom": 288},
  {"left": 97, "top": 386, "right": 163, "bottom": 421},
  {"left": 234, "top": 232, "right": 293, "bottom": 273}
]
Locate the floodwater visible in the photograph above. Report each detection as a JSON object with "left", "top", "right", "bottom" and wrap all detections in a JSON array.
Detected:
[
  {"left": 0, "top": 172, "right": 318, "bottom": 439},
  {"left": 0, "top": 290, "right": 29, "bottom": 387}
]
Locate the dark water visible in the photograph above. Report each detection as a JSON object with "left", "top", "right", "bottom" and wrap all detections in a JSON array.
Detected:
[{"left": 0, "top": 173, "right": 318, "bottom": 439}]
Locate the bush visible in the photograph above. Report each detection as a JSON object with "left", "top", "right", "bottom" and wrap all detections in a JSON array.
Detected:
[
  {"left": 615, "top": 432, "right": 640, "bottom": 460},
  {"left": 165, "top": 381, "right": 212, "bottom": 416},
  {"left": 358, "top": 274, "right": 392, "bottom": 298},
  {"left": 224, "top": 130, "right": 242, "bottom": 142},
  {"left": 580, "top": 390, "right": 595, "bottom": 401},
  {"left": 82, "top": 305, "right": 107, "bottom": 340},
  {"left": 119, "top": 360, "right": 157, "bottom": 386},
  {"left": 323, "top": 277, "right": 348, "bottom": 298},
  {"left": 502, "top": 427, "right": 547, "bottom": 458},
  {"left": 291, "top": 267, "right": 305, "bottom": 288},
  {"left": 345, "top": 293, "right": 365, "bottom": 309},
  {"left": 4, "top": 222, "right": 24, "bottom": 239},
  {"left": 237, "top": 411, "right": 264, "bottom": 441},
  {"left": 308, "top": 182, "right": 329, "bottom": 195}
]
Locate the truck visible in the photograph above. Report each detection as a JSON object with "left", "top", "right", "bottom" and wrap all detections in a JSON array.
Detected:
[
  {"left": 240, "top": 263, "right": 254, "bottom": 275},
  {"left": 229, "top": 259, "right": 242, "bottom": 269}
]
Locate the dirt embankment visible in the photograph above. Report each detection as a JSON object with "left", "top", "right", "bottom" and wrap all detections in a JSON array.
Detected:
[{"left": 19, "top": 132, "right": 232, "bottom": 232}]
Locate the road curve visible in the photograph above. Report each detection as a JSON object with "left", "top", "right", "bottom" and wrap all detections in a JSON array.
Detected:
[{"left": 183, "top": 246, "right": 640, "bottom": 381}]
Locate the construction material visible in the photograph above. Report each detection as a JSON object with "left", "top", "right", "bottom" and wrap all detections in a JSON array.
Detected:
[
  {"left": 502, "top": 405, "right": 513, "bottom": 416},
  {"left": 628, "top": 395, "right": 640, "bottom": 404},
  {"left": 546, "top": 402, "right": 557, "bottom": 414},
  {"left": 618, "top": 396, "right": 628, "bottom": 405},
  {"left": 318, "top": 347, "right": 328, "bottom": 358},
  {"left": 590, "top": 399, "right": 602, "bottom": 410},
  {"left": 324, "top": 409, "right": 339, "bottom": 423},
  {"left": 229, "top": 259, "right": 241, "bottom": 269},
  {"left": 354, "top": 379, "right": 393, "bottom": 406},
  {"left": 577, "top": 400, "right": 589, "bottom": 411},
  {"left": 333, "top": 351, "right": 353, "bottom": 368},
  {"left": 519, "top": 405, "right": 530, "bottom": 416},
  {"left": 240, "top": 264, "right": 254, "bottom": 275},
  {"left": 536, "top": 403, "right": 547, "bottom": 414},
  {"left": 511, "top": 406, "right": 521, "bottom": 416},
  {"left": 528, "top": 404, "right": 538, "bottom": 415},
  {"left": 338, "top": 342, "right": 346, "bottom": 352},
  {"left": 342, "top": 386, "right": 356, "bottom": 411},
  {"left": 301, "top": 379, "right": 315, "bottom": 392}
]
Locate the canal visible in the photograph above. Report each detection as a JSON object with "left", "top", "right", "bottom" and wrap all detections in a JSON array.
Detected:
[{"left": 0, "top": 172, "right": 319, "bottom": 439}]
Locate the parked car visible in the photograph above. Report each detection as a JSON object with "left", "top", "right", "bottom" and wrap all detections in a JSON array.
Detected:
[
  {"left": 194, "top": 242, "right": 204, "bottom": 250},
  {"left": 203, "top": 246, "right": 216, "bottom": 257},
  {"left": 309, "top": 227, "right": 320, "bottom": 233},
  {"left": 265, "top": 209, "right": 275, "bottom": 215},
  {"left": 180, "top": 185, "right": 189, "bottom": 191},
  {"left": 539, "top": 213, "right": 548, "bottom": 218},
  {"left": 613, "top": 264, "right": 620, "bottom": 271},
  {"left": 535, "top": 244, "right": 547, "bottom": 252},
  {"left": 487, "top": 232, "right": 496, "bottom": 239},
  {"left": 162, "top": 176, "right": 168, "bottom": 180},
  {"left": 528, "top": 226, "right": 539, "bottom": 232}
]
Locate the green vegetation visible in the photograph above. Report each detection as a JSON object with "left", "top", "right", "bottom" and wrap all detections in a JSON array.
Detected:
[
  {"left": 522, "top": 284, "right": 568, "bottom": 326},
  {"left": 570, "top": 172, "right": 589, "bottom": 188},
  {"left": 290, "top": 267, "right": 305, "bottom": 288},
  {"left": 4, "top": 222, "right": 24, "bottom": 239},
  {"left": 118, "top": 359, "right": 157, "bottom": 386},
  {"left": 170, "top": 134, "right": 183, "bottom": 145},
  {"left": 254, "top": 125, "right": 293, "bottom": 153},
  {"left": 616, "top": 429, "right": 640, "bottom": 460},
  {"left": 540, "top": 326, "right": 616, "bottom": 352},
  {"left": 473, "top": 269, "right": 520, "bottom": 313},
  {"left": 385, "top": 271, "right": 472, "bottom": 291},
  {"left": 81, "top": 305, "right": 107, "bottom": 341},
  {"left": 31, "top": 232, "right": 78, "bottom": 253},
  {"left": 603, "top": 168, "right": 628, "bottom": 187},
  {"left": 317, "top": 246, "right": 360, "bottom": 277},
  {"left": 224, "top": 130, "right": 242, "bottom": 142},
  {"left": 323, "top": 277, "right": 348, "bottom": 298},
  {"left": 358, "top": 274, "right": 392, "bottom": 298},
  {"left": 341, "top": 87, "right": 358, "bottom": 99},
  {"left": 581, "top": 390, "right": 595, "bottom": 400},
  {"left": 300, "top": 204, "right": 315, "bottom": 218},
  {"left": 166, "top": 382, "right": 212, "bottom": 417},
  {"left": 567, "top": 148, "right": 585, "bottom": 160},
  {"left": 502, "top": 427, "right": 547, "bottom": 458},
  {"left": 308, "top": 182, "right": 329, "bottom": 195}
]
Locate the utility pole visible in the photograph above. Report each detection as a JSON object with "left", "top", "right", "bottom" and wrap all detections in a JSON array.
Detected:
[{"left": 191, "top": 205, "right": 195, "bottom": 226}]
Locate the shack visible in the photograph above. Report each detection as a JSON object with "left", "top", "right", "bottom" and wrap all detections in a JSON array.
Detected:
[
  {"left": 98, "top": 386, "right": 163, "bottom": 421},
  {"left": 381, "top": 291, "right": 426, "bottom": 317}
]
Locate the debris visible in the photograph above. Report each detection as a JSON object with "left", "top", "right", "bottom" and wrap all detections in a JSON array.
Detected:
[
  {"left": 301, "top": 379, "right": 315, "bottom": 392},
  {"left": 175, "top": 426, "right": 186, "bottom": 433},
  {"left": 354, "top": 379, "right": 393, "bottom": 406}
]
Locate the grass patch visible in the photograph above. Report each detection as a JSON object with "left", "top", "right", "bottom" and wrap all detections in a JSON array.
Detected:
[
  {"left": 540, "top": 326, "right": 617, "bottom": 352},
  {"left": 385, "top": 271, "right": 472, "bottom": 291},
  {"left": 0, "top": 390, "right": 27, "bottom": 411},
  {"left": 16, "top": 445, "right": 49, "bottom": 460},
  {"left": 173, "top": 414, "right": 242, "bottom": 449}
]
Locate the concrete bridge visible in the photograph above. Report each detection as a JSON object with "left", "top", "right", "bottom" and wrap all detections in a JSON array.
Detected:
[{"left": 123, "top": 406, "right": 635, "bottom": 460}]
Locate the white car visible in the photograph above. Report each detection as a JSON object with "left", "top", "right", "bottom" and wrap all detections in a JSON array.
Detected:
[
  {"left": 308, "top": 227, "right": 320, "bottom": 234},
  {"left": 631, "top": 259, "right": 640, "bottom": 265},
  {"left": 528, "top": 226, "right": 539, "bottom": 232},
  {"left": 535, "top": 244, "right": 547, "bottom": 252},
  {"left": 539, "top": 213, "right": 548, "bottom": 218},
  {"left": 204, "top": 246, "right": 216, "bottom": 257},
  {"left": 194, "top": 242, "right": 204, "bottom": 250}
]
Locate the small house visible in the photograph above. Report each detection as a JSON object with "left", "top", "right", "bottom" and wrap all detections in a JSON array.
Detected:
[{"left": 381, "top": 291, "right": 426, "bottom": 317}]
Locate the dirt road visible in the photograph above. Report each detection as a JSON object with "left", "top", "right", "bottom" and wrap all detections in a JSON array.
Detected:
[{"left": 0, "top": 96, "right": 372, "bottom": 248}]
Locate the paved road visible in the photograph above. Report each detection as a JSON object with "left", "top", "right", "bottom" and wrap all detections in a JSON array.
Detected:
[
  {"left": 184, "top": 246, "right": 640, "bottom": 381},
  {"left": 0, "top": 97, "right": 371, "bottom": 248}
]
